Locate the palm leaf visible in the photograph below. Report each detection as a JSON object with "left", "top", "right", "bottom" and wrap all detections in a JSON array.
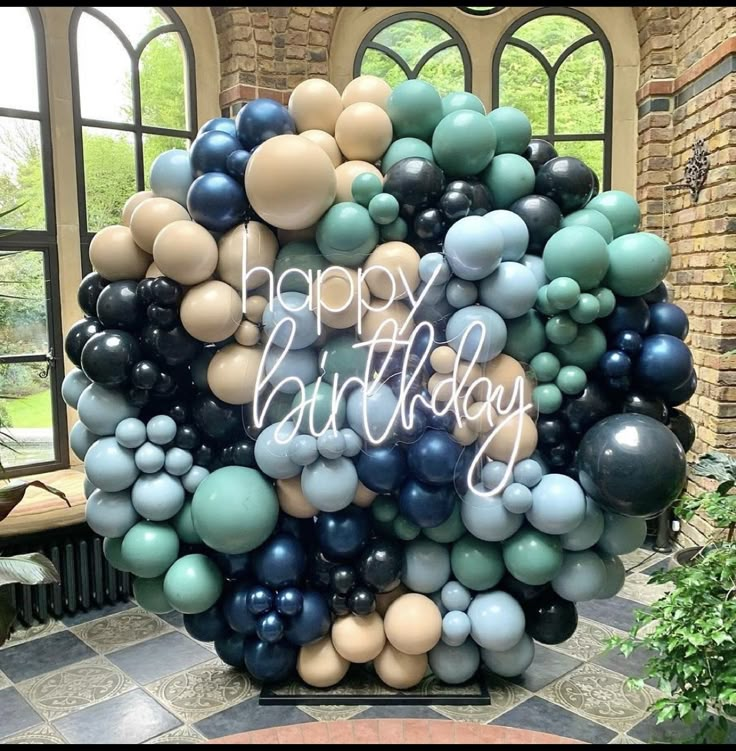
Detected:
[
  {"left": 0, "top": 480, "right": 70, "bottom": 522},
  {"left": 0, "top": 553, "right": 60, "bottom": 586}
]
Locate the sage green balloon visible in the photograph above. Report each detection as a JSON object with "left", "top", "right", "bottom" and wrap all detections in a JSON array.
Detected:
[
  {"left": 546, "top": 314, "right": 578, "bottom": 346},
  {"left": 543, "top": 226, "right": 609, "bottom": 291},
  {"left": 451, "top": 534, "right": 505, "bottom": 591},
  {"left": 533, "top": 383, "right": 563, "bottom": 414},
  {"left": 535, "top": 285, "right": 557, "bottom": 317},
  {"left": 605, "top": 232, "right": 671, "bottom": 296},
  {"left": 502, "top": 527, "right": 563, "bottom": 586},
  {"left": 592, "top": 287, "right": 616, "bottom": 317},
  {"left": 172, "top": 500, "right": 202, "bottom": 545},
  {"left": 274, "top": 241, "right": 329, "bottom": 295},
  {"left": 133, "top": 575, "right": 172, "bottom": 614},
  {"left": 381, "top": 137, "right": 435, "bottom": 173},
  {"left": 381, "top": 216, "right": 408, "bottom": 242},
  {"left": 191, "top": 466, "right": 278, "bottom": 554},
  {"left": 442, "top": 91, "right": 485, "bottom": 116},
  {"left": 163, "top": 553, "right": 223, "bottom": 615},
  {"left": 481, "top": 154, "right": 536, "bottom": 209},
  {"left": 586, "top": 190, "right": 641, "bottom": 238},
  {"left": 530, "top": 352, "right": 560, "bottom": 383},
  {"left": 320, "top": 333, "right": 369, "bottom": 385},
  {"left": 368, "top": 193, "right": 400, "bottom": 225},
  {"left": 561, "top": 208, "right": 614, "bottom": 244},
  {"left": 547, "top": 277, "right": 581, "bottom": 311},
  {"left": 372, "top": 494, "right": 399, "bottom": 524},
  {"left": 569, "top": 293, "right": 601, "bottom": 324},
  {"left": 316, "top": 202, "right": 379, "bottom": 267},
  {"left": 487, "top": 106, "right": 532, "bottom": 155},
  {"left": 393, "top": 514, "right": 421, "bottom": 541},
  {"left": 424, "top": 500, "right": 466, "bottom": 544},
  {"left": 503, "top": 310, "right": 548, "bottom": 362},
  {"left": 432, "top": 110, "right": 496, "bottom": 177},
  {"left": 121, "top": 521, "right": 179, "bottom": 579},
  {"left": 549, "top": 323, "right": 607, "bottom": 372},
  {"left": 351, "top": 173, "right": 383, "bottom": 207},
  {"left": 386, "top": 79, "right": 444, "bottom": 142},
  {"left": 556, "top": 365, "right": 587, "bottom": 395},
  {"left": 291, "top": 381, "right": 346, "bottom": 433},
  {"left": 103, "top": 536, "right": 131, "bottom": 573}
]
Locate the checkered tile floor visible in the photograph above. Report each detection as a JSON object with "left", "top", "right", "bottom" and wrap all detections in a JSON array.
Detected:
[{"left": 0, "top": 547, "right": 711, "bottom": 744}]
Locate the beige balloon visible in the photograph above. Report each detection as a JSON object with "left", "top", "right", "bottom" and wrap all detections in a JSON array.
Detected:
[
  {"left": 180, "top": 280, "right": 242, "bottom": 343},
  {"left": 353, "top": 482, "right": 377, "bottom": 508},
  {"left": 334, "top": 160, "right": 383, "bottom": 204},
  {"left": 335, "top": 102, "right": 393, "bottom": 163},
  {"left": 430, "top": 346, "right": 457, "bottom": 375},
  {"left": 218, "top": 222, "right": 278, "bottom": 293},
  {"left": 362, "top": 242, "right": 420, "bottom": 301},
  {"left": 207, "top": 343, "right": 264, "bottom": 405},
  {"left": 466, "top": 400, "right": 498, "bottom": 434},
  {"left": 244, "top": 295, "right": 268, "bottom": 324},
  {"left": 375, "top": 583, "right": 408, "bottom": 617},
  {"left": 89, "top": 225, "right": 150, "bottom": 281},
  {"left": 383, "top": 594, "right": 442, "bottom": 655},
  {"left": 331, "top": 612, "right": 386, "bottom": 663},
  {"left": 300, "top": 130, "right": 344, "bottom": 168},
  {"left": 297, "top": 636, "right": 350, "bottom": 689},
  {"left": 245, "top": 134, "right": 336, "bottom": 230},
  {"left": 288, "top": 79, "right": 343, "bottom": 135},
  {"left": 482, "top": 354, "right": 534, "bottom": 411},
  {"left": 428, "top": 372, "right": 455, "bottom": 404},
  {"left": 359, "top": 301, "right": 414, "bottom": 352},
  {"left": 374, "top": 643, "right": 428, "bottom": 690},
  {"left": 277, "top": 224, "right": 317, "bottom": 245},
  {"left": 342, "top": 75, "right": 392, "bottom": 111},
  {"left": 453, "top": 420, "right": 478, "bottom": 447},
  {"left": 310, "top": 267, "right": 369, "bottom": 330},
  {"left": 277, "top": 476, "right": 318, "bottom": 519},
  {"left": 145, "top": 262, "right": 163, "bottom": 279},
  {"left": 121, "top": 190, "right": 153, "bottom": 226},
  {"left": 152, "top": 220, "right": 218, "bottom": 285},
  {"left": 234, "top": 320, "right": 260, "bottom": 347},
  {"left": 129, "top": 197, "right": 190, "bottom": 253},
  {"left": 483, "top": 412, "right": 538, "bottom": 463}
]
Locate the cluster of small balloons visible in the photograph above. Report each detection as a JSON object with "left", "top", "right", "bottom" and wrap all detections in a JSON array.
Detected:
[{"left": 62, "top": 73, "right": 697, "bottom": 690}]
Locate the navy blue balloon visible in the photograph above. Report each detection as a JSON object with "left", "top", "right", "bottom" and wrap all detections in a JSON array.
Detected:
[
  {"left": 407, "top": 428, "right": 463, "bottom": 485},
  {"left": 184, "top": 604, "right": 229, "bottom": 642},
  {"left": 256, "top": 611, "right": 285, "bottom": 643},
  {"left": 275, "top": 587, "right": 303, "bottom": 616},
  {"left": 356, "top": 444, "right": 407, "bottom": 493},
  {"left": 199, "top": 117, "right": 237, "bottom": 138},
  {"left": 599, "top": 350, "right": 632, "bottom": 379},
  {"left": 190, "top": 130, "right": 241, "bottom": 177},
  {"left": 399, "top": 479, "right": 455, "bottom": 528},
  {"left": 236, "top": 98, "right": 296, "bottom": 150},
  {"left": 425, "top": 409, "right": 456, "bottom": 431},
  {"left": 602, "top": 296, "right": 651, "bottom": 337},
  {"left": 315, "top": 506, "right": 370, "bottom": 562},
  {"left": 665, "top": 369, "right": 697, "bottom": 407},
  {"left": 277, "top": 513, "right": 313, "bottom": 542},
  {"left": 246, "top": 585, "right": 275, "bottom": 616},
  {"left": 211, "top": 551, "right": 250, "bottom": 580},
  {"left": 395, "top": 409, "right": 428, "bottom": 443},
  {"left": 454, "top": 444, "right": 476, "bottom": 495},
  {"left": 643, "top": 281, "right": 668, "bottom": 304},
  {"left": 283, "top": 590, "right": 330, "bottom": 646},
  {"left": 214, "top": 631, "right": 245, "bottom": 668},
  {"left": 223, "top": 582, "right": 258, "bottom": 635},
  {"left": 243, "top": 638, "right": 297, "bottom": 683},
  {"left": 226, "top": 149, "right": 251, "bottom": 182},
  {"left": 648, "top": 303, "right": 689, "bottom": 340},
  {"left": 668, "top": 408, "right": 695, "bottom": 452},
  {"left": 187, "top": 172, "right": 247, "bottom": 233},
  {"left": 612, "top": 330, "right": 643, "bottom": 358},
  {"left": 253, "top": 533, "right": 306, "bottom": 590},
  {"left": 635, "top": 334, "right": 694, "bottom": 400}
]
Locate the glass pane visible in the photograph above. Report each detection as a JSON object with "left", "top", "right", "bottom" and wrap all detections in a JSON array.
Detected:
[
  {"left": 0, "top": 362, "right": 56, "bottom": 469},
  {"left": 360, "top": 49, "right": 407, "bottom": 89},
  {"left": 555, "top": 41, "right": 605, "bottom": 135},
  {"left": 0, "top": 117, "right": 47, "bottom": 230},
  {"left": 140, "top": 32, "right": 187, "bottom": 130},
  {"left": 82, "top": 127, "right": 136, "bottom": 232},
  {"left": 78, "top": 12, "right": 133, "bottom": 123},
  {"left": 417, "top": 47, "right": 465, "bottom": 98},
  {"left": 143, "top": 133, "right": 188, "bottom": 189},
  {"left": 460, "top": 7, "right": 500, "bottom": 14},
  {"left": 556, "top": 140, "right": 604, "bottom": 185},
  {"left": 513, "top": 15, "right": 591, "bottom": 67},
  {"left": 498, "top": 46, "right": 548, "bottom": 134},
  {"left": 0, "top": 249, "right": 48, "bottom": 356},
  {"left": 0, "top": 8, "right": 39, "bottom": 111},
  {"left": 374, "top": 20, "right": 450, "bottom": 69},
  {"left": 94, "top": 6, "right": 168, "bottom": 47}
]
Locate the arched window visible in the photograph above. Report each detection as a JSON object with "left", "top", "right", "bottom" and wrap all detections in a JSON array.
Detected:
[
  {"left": 70, "top": 6, "right": 197, "bottom": 272},
  {"left": 457, "top": 7, "right": 504, "bottom": 16},
  {"left": 354, "top": 13, "right": 471, "bottom": 96},
  {"left": 0, "top": 8, "right": 67, "bottom": 474},
  {"left": 492, "top": 8, "right": 613, "bottom": 188}
]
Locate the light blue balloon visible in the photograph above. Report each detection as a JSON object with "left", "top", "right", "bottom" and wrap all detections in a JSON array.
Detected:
[
  {"left": 264, "top": 345, "right": 318, "bottom": 394},
  {"left": 597, "top": 511, "right": 647, "bottom": 555},
  {"left": 596, "top": 553, "right": 626, "bottom": 599},
  {"left": 70, "top": 420, "right": 99, "bottom": 461},
  {"left": 182, "top": 465, "right": 209, "bottom": 494},
  {"left": 83, "top": 476, "right": 96, "bottom": 499},
  {"left": 346, "top": 383, "right": 398, "bottom": 442},
  {"left": 444, "top": 216, "right": 504, "bottom": 281},
  {"left": 146, "top": 415, "right": 177, "bottom": 446},
  {"left": 150, "top": 148, "right": 194, "bottom": 207},
  {"left": 441, "top": 580, "right": 472, "bottom": 612},
  {"left": 445, "top": 278, "right": 478, "bottom": 309},
  {"left": 340, "top": 428, "right": 362, "bottom": 458},
  {"left": 461, "top": 486, "right": 523, "bottom": 542},
  {"left": 560, "top": 496, "right": 605, "bottom": 551},
  {"left": 418, "top": 252, "right": 452, "bottom": 285},
  {"left": 301, "top": 456, "right": 357, "bottom": 512},
  {"left": 512, "top": 458, "right": 543, "bottom": 488},
  {"left": 131, "top": 471, "right": 185, "bottom": 522},
  {"left": 482, "top": 461, "right": 511, "bottom": 493},
  {"left": 85, "top": 437, "right": 139, "bottom": 492},
  {"left": 86, "top": 488, "right": 140, "bottom": 538},
  {"left": 482, "top": 632, "right": 534, "bottom": 677},
  {"left": 441, "top": 610, "right": 472, "bottom": 647},
  {"left": 287, "top": 434, "right": 319, "bottom": 466},
  {"left": 61, "top": 368, "right": 91, "bottom": 409},
  {"left": 479, "top": 261, "right": 538, "bottom": 319},
  {"left": 428, "top": 590, "right": 448, "bottom": 618},
  {"left": 485, "top": 209, "right": 529, "bottom": 261},
  {"left": 521, "top": 254, "right": 548, "bottom": 288},
  {"left": 501, "top": 483, "right": 533, "bottom": 514},
  {"left": 414, "top": 290, "right": 455, "bottom": 326},
  {"left": 77, "top": 384, "right": 139, "bottom": 436},
  {"left": 446, "top": 305, "right": 507, "bottom": 363},
  {"left": 551, "top": 549, "right": 607, "bottom": 602},
  {"left": 255, "top": 421, "right": 302, "bottom": 479},
  {"left": 430, "top": 639, "right": 480, "bottom": 684},
  {"left": 262, "top": 292, "right": 319, "bottom": 350},
  {"left": 467, "top": 591, "right": 526, "bottom": 652},
  {"left": 135, "top": 442, "right": 166, "bottom": 474},
  {"left": 416, "top": 279, "right": 448, "bottom": 307},
  {"left": 317, "top": 430, "right": 346, "bottom": 459},
  {"left": 115, "top": 418, "right": 147, "bottom": 449},
  {"left": 403, "top": 538, "right": 451, "bottom": 593},
  {"left": 165, "top": 448, "right": 194, "bottom": 477},
  {"left": 527, "top": 474, "right": 586, "bottom": 535}
]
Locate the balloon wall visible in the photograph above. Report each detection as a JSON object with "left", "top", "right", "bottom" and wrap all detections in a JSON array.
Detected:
[{"left": 63, "top": 74, "right": 695, "bottom": 690}]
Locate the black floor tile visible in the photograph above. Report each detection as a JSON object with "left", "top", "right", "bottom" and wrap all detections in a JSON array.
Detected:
[
  {"left": 54, "top": 688, "right": 180, "bottom": 744},
  {"left": 594, "top": 642, "right": 659, "bottom": 688},
  {"left": 356, "top": 704, "right": 446, "bottom": 720},
  {"left": 106, "top": 631, "right": 212, "bottom": 685},
  {"left": 194, "top": 697, "right": 314, "bottom": 739},
  {"left": 577, "top": 596, "right": 648, "bottom": 634},
  {"left": 0, "top": 687, "right": 43, "bottom": 740},
  {"left": 628, "top": 711, "right": 736, "bottom": 744},
  {"left": 510, "top": 644, "right": 581, "bottom": 693},
  {"left": 61, "top": 600, "right": 135, "bottom": 627},
  {"left": 0, "top": 630, "right": 95, "bottom": 683},
  {"left": 492, "top": 696, "right": 616, "bottom": 744}
]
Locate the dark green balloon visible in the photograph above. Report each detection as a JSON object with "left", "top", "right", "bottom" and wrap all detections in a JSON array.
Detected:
[
  {"left": 372, "top": 494, "right": 399, "bottom": 524},
  {"left": 291, "top": 381, "right": 346, "bottom": 433},
  {"left": 432, "top": 109, "right": 496, "bottom": 177},
  {"left": 320, "top": 333, "right": 369, "bottom": 385},
  {"left": 274, "top": 241, "right": 329, "bottom": 294},
  {"left": 503, "top": 310, "right": 548, "bottom": 363},
  {"left": 502, "top": 527, "right": 563, "bottom": 585},
  {"left": 451, "top": 534, "right": 505, "bottom": 591},
  {"left": 544, "top": 226, "right": 609, "bottom": 291},
  {"left": 387, "top": 79, "right": 444, "bottom": 142},
  {"left": 394, "top": 514, "right": 421, "bottom": 540},
  {"left": 423, "top": 500, "right": 465, "bottom": 543},
  {"left": 549, "top": 323, "right": 607, "bottom": 372},
  {"left": 133, "top": 575, "right": 172, "bottom": 614},
  {"left": 481, "top": 153, "right": 536, "bottom": 209}
]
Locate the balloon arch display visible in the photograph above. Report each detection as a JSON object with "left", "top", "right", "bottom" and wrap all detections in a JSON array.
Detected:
[{"left": 63, "top": 76, "right": 695, "bottom": 690}]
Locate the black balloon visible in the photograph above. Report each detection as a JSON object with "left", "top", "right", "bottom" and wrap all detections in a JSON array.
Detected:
[
  {"left": 136, "top": 277, "right": 157, "bottom": 306},
  {"left": 193, "top": 393, "right": 244, "bottom": 442},
  {"left": 465, "top": 178, "right": 493, "bottom": 215},
  {"left": 668, "top": 408, "right": 696, "bottom": 452},
  {"left": 77, "top": 272, "right": 108, "bottom": 316},
  {"left": 214, "top": 631, "right": 246, "bottom": 668},
  {"left": 194, "top": 442, "right": 215, "bottom": 469},
  {"left": 534, "top": 156, "right": 595, "bottom": 215},
  {"left": 561, "top": 379, "right": 617, "bottom": 435},
  {"left": 147, "top": 303, "right": 178, "bottom": 329},
  {"left": 665, "top": 369, "right": 697, "bottom": 407},
  {"left": 439, "top": 189, "right": 472, "bottom": 222},
  {"left": 524, "top": 138, "right": 558, "bottom": 173},
  {"left": 329, "top": 565, "right": 356, "bottom": 596},
  {"left": 152, "top": 370, "right": 177, "bottom": 397},
  {"left": 358, "top": 538, "right": 403, "bottom": 593},
  {"left": 577, "top": 413, "right": 687, "bottom": 518},
  {"left": 96, "top": 280, "right": 142, "bottom": 330},
  {"left": 509, "top": 195, "right": 562, "bottom": 255},
  {"left": 329, "top": 593, "right": 350, "bottom": 616},
  {"left": 500, "top": 573, "right": 551, "bottom": 605},
  {"left": 348, "top": 586, "right": 376, "bottom": 616},
  {"left": 536, "top": 415, "right": 569, "bottom": 447},
  {"left": 151, "top": 277, "right": 183, "bottom": 307},
  {"left": 80, "top": 329, "right": 140, "bottom": 387},
  {"left": 65, "top": 317, "right": 106, "bottom": 367},
  {"left": 602, "top": 296, "right": 650, "bottom": 337},
  {"left": 229, "top": 439, "right": 256, "bottom": 467},
  {"left": 148, "top": 325, "right": 201, "bottom": 367},
  {"left": 175, "top": 424, "right": 200, "bottom": 450},
  {"left": 127, "top": 386, "right": 150, "bottom": 407},
  {"left": 525, "top": 592, "right": 578, "bottom": 644},
  {"left": 413, "top": 207, "right": 446, "bottom": 241},
  {"left": 316, "top": 506, "right": 370, "bottom": 562},
  {"left": 643, "top": 281, "right": 668, "bottom": 304},
  {"left": 165, "top": 398, "right": 191, "bottom": 424},
  {"left": 382, "top": 157, "right": 445, "bottom": 220},
  {"left": 620, "top": 392, "right": 668, "bottom": 423},
  {"left": 131, "top": 360, "right": 160, "bottom": 390},
  {"left": 308, "top": 551, "right": 337, "bottom": 591}
]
